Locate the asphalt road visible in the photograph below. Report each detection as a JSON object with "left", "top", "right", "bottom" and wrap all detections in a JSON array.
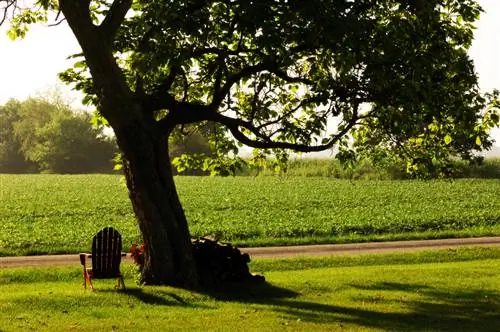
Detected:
[{"left": 1, "top": 236, "right": 499, "bottom": 268}]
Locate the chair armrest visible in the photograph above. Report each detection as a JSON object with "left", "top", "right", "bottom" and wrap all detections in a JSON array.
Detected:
[{"left": 79, "top": 253, "right": 92, "bottom": 266}]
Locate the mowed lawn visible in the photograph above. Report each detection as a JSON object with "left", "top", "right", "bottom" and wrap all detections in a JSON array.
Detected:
[
  {"left": 0, "top": 248, "right": 499, "bottom": 331},
  {"left": 0, "top": 174, "right": 499, "bottom": 255}
]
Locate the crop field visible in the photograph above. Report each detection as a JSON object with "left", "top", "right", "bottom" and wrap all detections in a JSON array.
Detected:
[{"left": 0, "top": 174, "right": 499, "bottom": 256}]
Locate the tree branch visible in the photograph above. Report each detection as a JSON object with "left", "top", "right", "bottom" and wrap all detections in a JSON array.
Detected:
[
  {"left": 100, "top": 0, "right": 132, "bottom": 42},
  {"left": 255, "top": 94, "right": 329, "bottom": 131},
  {"left": 47, "top": 17, "right": 66, "bottom": 27},
  {"left": 152, "top": 90, "right": 370, "bottom": 155},
  {"left": 226, "top": 121, "right": 356, "bottom": 152},
  {"left": 271, "top": 68, "right": 315, "bottom": 86},
  {"left": 210, "top": 59, "right": 317, "bottom": 111},
  {"left": 157, "top": 100, "right": 211, "bottom": 133},
  {"left": 210, "top": 62, "right": 270, "bottom": 109},
  {"left": 141, "top": 65, "right": 183, "bottom": 112},
  {"left": 220, "top": 104, "right": 368, "bottom": 153},
  {"left": 156, "top": 98, "right": 270, "bottom": 143},
  {"left": 0, "top": 0, "right": 16, "bottom": 25}
]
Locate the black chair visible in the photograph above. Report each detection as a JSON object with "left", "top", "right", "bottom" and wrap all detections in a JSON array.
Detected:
[{"left": 79, "top": 227, "right": 126, "bottom": 290}]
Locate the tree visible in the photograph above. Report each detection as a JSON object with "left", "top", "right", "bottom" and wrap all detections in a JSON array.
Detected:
[
  {"left": 0, "top": 99, "right": 36, "bottom": 173},
  {"left": 0, "top": 97, "right": 117, "bottom": 173},
  {"left": 2, "top": 0, "right": 498, "bottom": 287},
  {"left": 15, "top": 99, "right": 117, "bottom": 173}
]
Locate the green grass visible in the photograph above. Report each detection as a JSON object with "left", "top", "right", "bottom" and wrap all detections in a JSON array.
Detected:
[
  {"left": 1, "top": 247, "right": 499, "bottom": 331},
  {"left": 0, "top": 174, "right": 499, "bottom": 256}
]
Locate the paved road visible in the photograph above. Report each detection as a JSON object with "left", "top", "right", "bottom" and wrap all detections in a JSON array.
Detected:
[{"left": 1, "top": 236, "right": 500, "bottom": 268}]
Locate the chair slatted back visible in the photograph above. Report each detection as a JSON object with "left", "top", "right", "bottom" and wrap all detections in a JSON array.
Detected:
[{"left": 91, "top": 227, "right": 122, "bottom": 278}]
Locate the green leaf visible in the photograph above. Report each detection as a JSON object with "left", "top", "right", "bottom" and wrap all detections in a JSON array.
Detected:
[
  {"left": 444, "top": 135, "right": 452, "bottom": 145},
  {"left": 73, "top": 61, "right": 87, "bottom": 69},
  {"left": 6, "top": 29, "right": 18, "bottom": 41},
  {"left": 475, "top": 136, "right": 481, "bottom": 146}
]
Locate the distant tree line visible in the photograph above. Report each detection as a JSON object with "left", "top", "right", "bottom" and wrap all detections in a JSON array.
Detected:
[
  {"left": 235, "top": 157, "right": 500, "bottom": 179},
  {"left": 0, "top": 96, "right": 217, "bottom": 174},
  {"left": 0, "top": 97, "right": 117, "bottom": 173}
]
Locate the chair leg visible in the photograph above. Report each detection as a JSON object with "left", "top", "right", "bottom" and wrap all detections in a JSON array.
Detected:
[
  {"left": 83, "top": 276, "right": 86, "bottom": 289},
  {"left": 116, "top": 276, "right": 125, "bottom": 290},
  {"left": 88, "top": 276, "right": 94, "bottom": 290},
  {"left": 83, "top": 270, "right": 94, "bottom": 290},
  {"left": 83, "top": 268, "right": 88, "bottom": 289}
]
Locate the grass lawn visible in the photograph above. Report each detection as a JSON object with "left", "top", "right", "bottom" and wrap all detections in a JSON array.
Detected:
[{"left": 1, "top": 247, "right": 499, "bottom": 331}]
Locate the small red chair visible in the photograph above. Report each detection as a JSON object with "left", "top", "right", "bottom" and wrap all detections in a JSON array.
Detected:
[{"left": 80, "top": 227, "right": 126, "bottom": 290}]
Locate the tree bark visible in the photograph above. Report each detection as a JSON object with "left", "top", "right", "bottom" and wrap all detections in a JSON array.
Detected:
[{"left": 114, "top": 111, "right": 198, "bottom": 287}]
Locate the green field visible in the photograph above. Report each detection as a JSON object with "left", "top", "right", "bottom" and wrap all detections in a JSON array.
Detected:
[
  {"left": 0, "top": 174, "right": 499, "bottom": 256},
  {"left": 1, "top": 248, "right": 499, "bottom": 331}
]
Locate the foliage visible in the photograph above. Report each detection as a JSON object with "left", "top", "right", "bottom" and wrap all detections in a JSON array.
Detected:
[
  {"left": 1, "top": 248, "right": 500, "bottom": 331},
  {"left": 0, "top": 97, "right": 117, "bottom": 173},
  {"left": 0, "top": 174, "right": 499, "bottom": 256},
  {"left": 237, "top": 157, "right": 500, "bottom": 179},
  {"left": 3, "top": 0, "right": 494, "bottom": 174},
  {"left": 454, "top": 157, "right": 500, "bottom": 178},
  {"left": 168, "top": 122, "right": 244, "bottom": 176},
  {"left": 0, "top": 99, "right": 36, "bottom": 173},
  {"left": 346, "top": 91, "right": 500, "bottom": 178},
  {"left": 239, "top": 157, "right": 405, "bottom": 179}
]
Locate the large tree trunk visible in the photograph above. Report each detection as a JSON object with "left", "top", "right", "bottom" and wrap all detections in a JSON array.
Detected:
[
  {"left": 113, "top": 114, "right": 198, "bottom": 287},
  {"left": 59, "top": 0, "right": 198, "bottom": 288}
]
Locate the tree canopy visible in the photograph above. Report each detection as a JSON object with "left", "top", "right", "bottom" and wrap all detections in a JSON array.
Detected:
[
  {"left": 1, "top": 0, "right": 499, "bottom": 287},
  {"left": 0, "top": 97, "right": 117, "bottom": 173},
  {"left": 6, "top": 1, "right": 498, "bottom": 167}
]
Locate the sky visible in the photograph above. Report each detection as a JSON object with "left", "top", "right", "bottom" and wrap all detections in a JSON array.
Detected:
[{"left": 0, "top": 1, "right": 499, "bottom": 148}]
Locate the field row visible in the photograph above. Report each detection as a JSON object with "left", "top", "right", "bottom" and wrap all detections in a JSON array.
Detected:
[{"left": 0, "top": 175, "right": 499, "bottom": 255}]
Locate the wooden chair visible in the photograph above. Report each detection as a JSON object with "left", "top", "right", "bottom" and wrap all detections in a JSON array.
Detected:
[{"left": 79, "top": 227, "right": 126, "bottom": 290}]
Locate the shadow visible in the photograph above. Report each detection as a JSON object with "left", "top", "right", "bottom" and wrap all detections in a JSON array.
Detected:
[
  {"left": 199, "top": 281, "right": 300, "bottom": 302},
  {"left": 267, "top": 281, "right": 499, "bottom": 331},
  {"left": 197, "top": 280, "right": 499, "bottom": 331},
  {"left": 125, "top": 289, "right": 188, "bottom": 306},
  {"left": 76, "top": 276, "right": 499, "bottom": 331},
  {"left": 267, "top": 298, "right": 499, "bottom": 331},
  {"left": 98, "top": 288, "right": 195, "bottom": 307},
  {"left": 348, "top": 281, "right": 434, "bottom": 293},
  {"left": 348, "top": 281, "right": 500, "bottom": 327}
]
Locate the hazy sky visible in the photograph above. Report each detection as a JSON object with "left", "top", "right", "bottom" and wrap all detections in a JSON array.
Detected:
[{"left": 0, "top": 1, "right": 498, "bottom": 145}]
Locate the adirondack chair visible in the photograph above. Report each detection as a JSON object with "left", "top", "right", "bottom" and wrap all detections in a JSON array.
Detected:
[{"left": 79, "top": 227, "right": 126, "bottom": 290}]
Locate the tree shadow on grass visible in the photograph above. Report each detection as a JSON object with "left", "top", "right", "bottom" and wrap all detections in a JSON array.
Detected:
[
  {"left": 99, "top": 287, "right": 203, "bottom": 307},
  {"left": 201, "top": 280, "right": 499, "bottom": 331},
  {"left": 199, "top": 281, "right": 300, "bottom": 302},
  {"left": 341, "top": 281, "right": 500, "bottom": 331}
]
